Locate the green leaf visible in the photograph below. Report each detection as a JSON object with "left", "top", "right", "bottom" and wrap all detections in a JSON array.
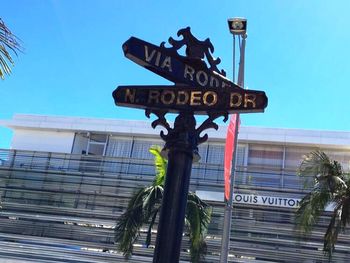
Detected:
[{"left": 149, "top": 145, "right": 167, "bottom": 186}]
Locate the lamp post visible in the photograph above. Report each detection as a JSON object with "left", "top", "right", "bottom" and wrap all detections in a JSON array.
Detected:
[
  {"left": 113, "top": 25, "right": 266, "bottom": 263},
  {"left": 220, "top": 18, "right": 247, "bottom": 263}
]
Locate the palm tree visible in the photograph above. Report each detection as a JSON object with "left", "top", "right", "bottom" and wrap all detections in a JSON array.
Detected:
[
  {"left": 0, "top": 18, "right": 22, "bottom": 79},
  {"left": 114, "top": 145, "right": 212, "bottom": 262},
  {"left": 295, "top": 150, "right": 350, "bottom": 259}
]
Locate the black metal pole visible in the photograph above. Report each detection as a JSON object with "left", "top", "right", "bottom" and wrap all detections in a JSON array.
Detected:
[{"left": 153, "top": 113, "right": 198, "bottom": 263}]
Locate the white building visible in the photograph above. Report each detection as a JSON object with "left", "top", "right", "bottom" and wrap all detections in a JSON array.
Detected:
[{"left": 0, "top": 114, "right": 350, "bottom": 262}]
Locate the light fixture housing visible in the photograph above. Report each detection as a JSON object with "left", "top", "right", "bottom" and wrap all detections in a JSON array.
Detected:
[{"left": 228, "top": 18, "right": 247, "bottom": 35}]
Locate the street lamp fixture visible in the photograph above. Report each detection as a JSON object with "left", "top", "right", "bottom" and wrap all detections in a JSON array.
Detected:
[{"left": 227, "top": 18, "right": 247, "bottom": 35}]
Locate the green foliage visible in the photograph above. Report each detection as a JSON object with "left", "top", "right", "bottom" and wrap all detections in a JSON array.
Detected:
[
  {"left": 296, "top": 190, "right": 332, "bottom": 234},
  {"left": 114, "top": 185, "right": 163, "bottom": 257},
  {"left": 149, "top": 145, "right": 167, "bottom": 186},
  {"left": 298, "top": 151, "right": 346, "bottom": 193},
  {"left": 114, "top": 188, "right": 144, "bottom": 257},
  {"left": 296, "top": 150, "right": 350, "bottom": 259},
  {"left": 0, "top": 18, "right": 22, "bottom": 79},
  {"left": 186, "top": 192, "right": 212, "bottom": 262},
  {"left": 114, "top": 145, "right": 212, "bottom": 262}
]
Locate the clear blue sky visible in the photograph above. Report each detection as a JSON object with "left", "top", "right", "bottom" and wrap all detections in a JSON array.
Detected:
[{"left": 1, "top": 1, "right": 350, "bottom": 148}]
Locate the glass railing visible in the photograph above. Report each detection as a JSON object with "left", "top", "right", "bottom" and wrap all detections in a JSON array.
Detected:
[
  {"left": 0, "top": 149, "right": 341, "bottom": 263},
  {"left": 0, "top": 148, "right": 310, "bottom": 194}
]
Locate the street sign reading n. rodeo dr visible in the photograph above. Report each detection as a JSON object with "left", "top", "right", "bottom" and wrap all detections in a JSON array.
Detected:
[
  {"left": 113, "top": 27, "right": 268, "bottom": 114},
  {"left": 114, "top": 85, "right": 266, "bottom": 114}
]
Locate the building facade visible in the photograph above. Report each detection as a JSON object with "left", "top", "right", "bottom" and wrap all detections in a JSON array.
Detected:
[{"left": 0, "top": 114, "right": 350, "bottom": 262}]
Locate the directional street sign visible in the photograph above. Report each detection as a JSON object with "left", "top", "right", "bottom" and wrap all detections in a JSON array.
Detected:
[
  {"left": 122, "top": 36, "right": 234, "bottom": 90},
  {"left": 114, "top": 27, "right": 268, "bottom": 114},
  {"left": 113, "top": 85, "right": 267, "bottom": 114}
]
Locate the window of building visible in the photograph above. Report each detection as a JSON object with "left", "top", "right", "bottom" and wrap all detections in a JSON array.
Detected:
[
  {"left": 284, "top": 146, "right": 318, "bottom": 189},
  {"left": 248, "top": 144, "right": 283, "bottom": 169},
  {"left": 71, "top": 133, "right": 89, "bottom": 155},
  {"left": 206, "top": 144, "right": 224, "bottom": 165},
  {"left": 72, "top": 133, "right": 108, "bottom": 156},
  {"left": 129, "top": 139, "right": 161, "bottom": 178},
  {"left": 105, "top": 136, "right": 133, "bottom": 158},
  {"left": 130, "top": 139, "right": 156, "bottom": 160},
  {"left": 191, "top": 144, "right": 208, "bottom": 181},
  {"left": 284, "top": 146, "right": 314, "bottom": 170},
  {"left": 231, "top": 144, "right": 248, "bottom": 185},
  {"left": 325, "top": 149, "right": 350, "bottom": 172},
  {"left": 197, "top": 144, "right": 208, "bottom": 163},
  {"left": 203, "top": 143, "right": 224, "bottom": 182},
  {"left": 86, "top": 134, "right": 108, "bottom": 156},
  {"left": 71, "top": 133, "right": 108, "bottom": 173},
  {"left": 246, "top": 144, "right": 284, "bottom": 188},
  {"left": 236, "top": 144, "right": 247, "bottom": 167}
]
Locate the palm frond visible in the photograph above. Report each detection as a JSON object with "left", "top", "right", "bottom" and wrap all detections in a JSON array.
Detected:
[
  {"left": 142, "top": 185, "right": 163, "bottom": 217},
  {"left": 324, "top": 203, "right": 342, "bottom": 259},
  {"left": 296, "top": 189, "right": 332, "bottom": 234},
  {"left": 323, "top": 178, "right": 350, "bottom": 258},
  {"left": 0, "top": 46, "right": 13, "bottom": 78},
  {"left": 296, "top": 151, "right": 350, "bottom": 260},
  {"left": 142, "top": 185, "right": 163, "bottom": 247},
  {"left": 149, "top": 145, "right": 167, "bottom": 186},
  {"left": 0, "top": 19, "right": 22, "bottom": 79},
  {"left": 145, "top": 208, "right": 159, "bottom": 248},
  {"left": 114, "top": 188, "right": 148, "bottom": 258},
  {"left": 339, "top": 186, "right": 350, "bottom": 228},
  {"left": 299, "top": 151, "right": 333, "bottom": 177},
  {"left": 298, "top": 151, "right": 345, "bottom": 193},
  {"left": 186, "top": 192, "right": 212, "bottom": 262},
  {"left": 116, "top": 146, "right": 212, "bottom": 262},
  {"left": 115, "top": 185, "right": 163, "bottom": 257}
]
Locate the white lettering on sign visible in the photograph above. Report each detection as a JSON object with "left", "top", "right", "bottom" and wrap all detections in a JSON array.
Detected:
[
  {"left": 233, "top": 193, "right": 301, "bottom": 208},
  {"left": 196, "top": 191, "right": 337, "bottom": 212},
  {"left": 196, "top": 191, "right": 301, "bottom": 209},
  {"left": 144, "top": 45, "right": 172, "bottom": 72},
  {"left": 161, "top": 56, "right": 172, "bottom": 72},
  {"left": 183, "top": 64, "right": 231, "bottom": 88},
  {"left": 143, "top": 47, "right": 233, "bottom": 89},
  {"left": 144, "top": 46, "right": 156, "bottom": 63}
]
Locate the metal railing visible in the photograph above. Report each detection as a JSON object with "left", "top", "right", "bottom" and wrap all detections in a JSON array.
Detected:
[
  {"left": 0, "top": 149, "right": 308, "bottom": 191},
  {"left": 1, "top": 149, "right": 346, "bottom": 262}
]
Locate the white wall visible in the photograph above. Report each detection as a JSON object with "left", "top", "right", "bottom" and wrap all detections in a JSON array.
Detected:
[
  {"left": 11, "top": 129, "right": 75, "bottom": 153},
  {"left": 2, "top": 114, "right": 350, "bottom": 150}
]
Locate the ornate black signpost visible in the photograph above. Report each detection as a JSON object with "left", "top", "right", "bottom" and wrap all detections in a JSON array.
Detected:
[{"left": 113, "top": 27, "right": 268, "bottom": 263}]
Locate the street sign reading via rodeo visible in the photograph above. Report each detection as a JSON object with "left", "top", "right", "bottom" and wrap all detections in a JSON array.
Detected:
[{"left": 112, "top": 27, "right": 268, "bottom": 263}]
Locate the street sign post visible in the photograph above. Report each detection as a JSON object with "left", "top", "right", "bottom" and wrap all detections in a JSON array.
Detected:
[{"left": 113, "top": 27, "right": 268, "bottom": 263}]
